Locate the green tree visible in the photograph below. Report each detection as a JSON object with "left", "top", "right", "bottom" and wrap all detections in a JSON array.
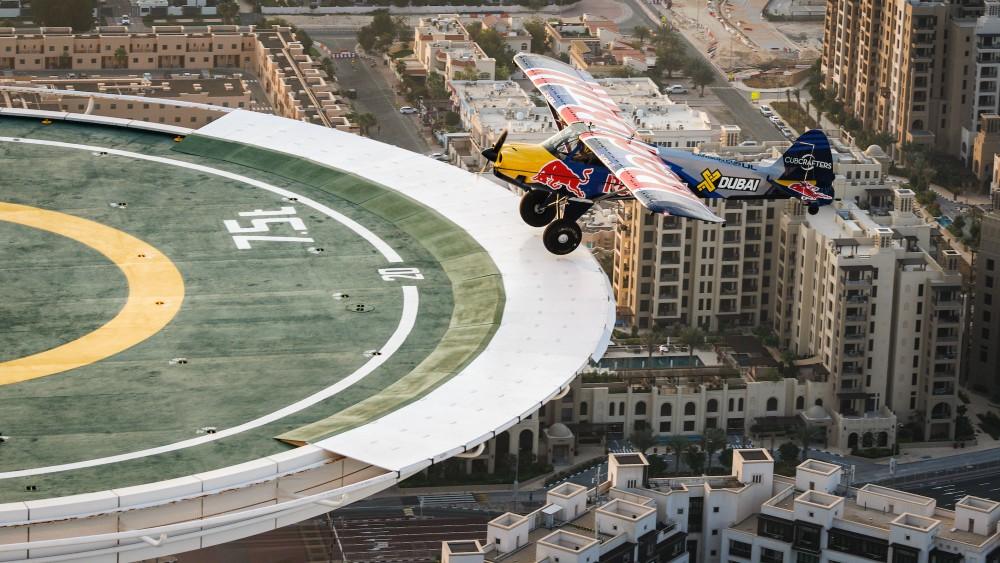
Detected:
[
  {"left": 778, "top": 441, "right": 800, "bottom": 463},
  {"left": 630, "top": 425, "right": 656, "bottom": 454},
  {"left": 426, "top": 72, "right": 448, "bottom": 100},
  {"left": 31, "top": 0, "right": 93, "bottom": 32},
  {"left": 114, "top": 46, "right": 128, "bottom": 69},
  {"left": 633, "top": 25, "right": 651, "bottom": 46},
  {"left": 352, "top": 112, "right": 377, "bottom": 136},
  {"left": 794, "top": 424, "right": 823, "bottom": 460},
  {"left": 654, "top": 43, "right": 686, "bottom": 79},
  {"left": 643, "top": 324, "right": 666, "bottom": 359},
  {"left": 217, "top": 0, "right": 240, "bottom": 25},
  {"left": 678, "top": 327, "right": 706, "bottom": 358},
  {"left": 702, "top": 428, "right": 727, "bottom": 472},
  {"left": 718, "top": 448, "right": 733, "bottom": 469},
  {"left": 687, "top": 58, "right": 716, "bottom": 97},
  {"left": 683, "top": 444, "right": 705, "bottom": 475},
  {"left": 667, "top": 435, "right": 689, "bottom": 473},
  {"left": 523, "top": 19, "right": 548, "bottom": 54}
]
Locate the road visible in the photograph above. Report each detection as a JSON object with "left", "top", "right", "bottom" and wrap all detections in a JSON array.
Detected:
[
  {"left": 309, "top": 30, "right": 430, "bottom": 155},
  {"left": 622, "top": 0, "right": 787, "bottom": 143},
  {"left": 904, "top": 472, "right": 1000, "bottom": 509}
]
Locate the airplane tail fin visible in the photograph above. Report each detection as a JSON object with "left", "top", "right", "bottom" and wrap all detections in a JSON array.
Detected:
[{"left": 777, "top": 130, "right": 835, "bottom": 201}]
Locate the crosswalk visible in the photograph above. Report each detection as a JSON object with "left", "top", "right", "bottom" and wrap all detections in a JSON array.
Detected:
[{"left": 418, "top": 492, "right": 476, "bottom": 506}]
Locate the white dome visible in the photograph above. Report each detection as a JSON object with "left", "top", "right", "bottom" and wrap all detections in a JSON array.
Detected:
[{"left": 547, "top": 422, "right": 573, "bottom": 439}]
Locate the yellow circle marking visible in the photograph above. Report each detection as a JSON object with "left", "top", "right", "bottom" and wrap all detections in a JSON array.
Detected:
[{"left": 0, "top": 202, "right": 184, "bottom": 385}]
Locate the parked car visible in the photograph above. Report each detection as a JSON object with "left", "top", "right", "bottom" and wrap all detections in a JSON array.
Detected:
[
  {"left": 759, "top": 104, "right": 773, "bottom": 115},
  {"left": 780, "top": 127, "right": 795, "bottom": 138},
  {"left": 663, "top": 84, "right": 688, "bottom": 94},
  {"left": 398, "top": 106, "right": 418, "bottom": 114},
  {"left": 738, "top": 140, "right": 759, "bottom": 147},
  {"left": 428, "top": 152, "right": 449, "bottom": 161},
  {"left": 120, "top": 15, "right": 130, "bottom": 25},
  {"left": 769, "top": 115, "right": 783, "bottom": 125}
]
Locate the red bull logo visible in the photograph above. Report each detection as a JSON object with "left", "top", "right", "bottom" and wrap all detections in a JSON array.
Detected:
[
  {"left": 786, "top": 181, "right": 832, "bottom": 202},
  {"left": 531, "top": 160, "right": 593, "bottom": 197}
]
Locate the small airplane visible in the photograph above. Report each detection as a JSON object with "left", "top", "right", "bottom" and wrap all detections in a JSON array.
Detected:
[{"left": 480, "top": 53, "right": 836, "bottom": 254}]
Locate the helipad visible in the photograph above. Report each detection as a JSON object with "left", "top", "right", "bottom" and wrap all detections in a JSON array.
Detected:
[{"left": 0, "top": 102, "right": 612, "bottom": 561}]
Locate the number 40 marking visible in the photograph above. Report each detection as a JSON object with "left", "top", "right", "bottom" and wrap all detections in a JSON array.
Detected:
[{"left": 379, "top": 267, "right": 423, "bottom": 281}]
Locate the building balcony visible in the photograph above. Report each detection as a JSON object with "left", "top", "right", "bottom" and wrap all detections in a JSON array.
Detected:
[{"left": 844, "top": 332, "right": 865, "bottom": 341}]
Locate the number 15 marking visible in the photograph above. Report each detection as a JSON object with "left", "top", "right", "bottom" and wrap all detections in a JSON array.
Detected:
[{"left": 224, "top": 206, "right": 315, "bottom": 250}]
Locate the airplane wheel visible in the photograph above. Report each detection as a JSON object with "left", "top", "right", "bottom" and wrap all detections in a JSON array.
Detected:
[
  {"left": 519, "top": 190, "right": 556, "bottom": 227},
  {"left": 543, "top": 219, "right": 582, "bottom": 255},
  {"left": 807, "top": 205, "right": 819, "bottom": 215}
]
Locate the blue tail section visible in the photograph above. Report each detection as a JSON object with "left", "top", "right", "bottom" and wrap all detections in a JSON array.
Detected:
[{"left": 777, "top": 130, "right": 835, "bottom": 203}]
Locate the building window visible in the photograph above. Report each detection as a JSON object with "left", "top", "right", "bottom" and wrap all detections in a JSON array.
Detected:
[
  {"left": 635, "top": 401, "right": 646, "bottom": 416},
  {"left": 579, "top": 402, "right": 588, "bottom": 416},
  {"left": 661, "top": 403, "right": 672, "bottom": 417},
  {"left": 796, "top": 553, "right": 820, "bottom": 563},
  {"left": 683, "top": 420, "right": 695, "bottom": 431},
  {"left": 659, "top": 421, "right": 671, "bottom": 432},
  {"left": 609, "top": 402, "right": 615, "bottom": 417},
  {"left": 684, "top": 402, "right": 696, "bottom": 416},
  {"left": 707, "top": 399, "right": 718, "bottom": 413},
  {"left": 761, "top": 547, "right": 784, "bottom": 563},
  {"left": 730, "top": 540, "right": 752, "bottom": 559},
  {"left": 766, "top": 397, "right": 778, "bottom": 411}
]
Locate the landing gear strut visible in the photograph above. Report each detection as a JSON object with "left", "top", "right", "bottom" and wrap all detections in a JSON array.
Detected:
[{"left": 519, "top": 190, "right": 557, "bottom": 227}]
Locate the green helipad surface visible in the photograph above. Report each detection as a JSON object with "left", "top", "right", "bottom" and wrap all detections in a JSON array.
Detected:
[{"left": 0, "top": 117, "right": 502, "bottom": 502}]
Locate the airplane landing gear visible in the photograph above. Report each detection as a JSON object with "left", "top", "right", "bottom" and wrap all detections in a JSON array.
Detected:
[
  {"left": 543, "top": 219, "right": 582, "bottom": 255},
  {"left": 519, "top": 190, "right": 556, "bottom": 227},
  {"left": 807, "top": 205, "right": 819, "bottom": 215}
]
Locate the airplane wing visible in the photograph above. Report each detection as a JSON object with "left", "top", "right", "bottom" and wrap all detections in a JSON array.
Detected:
[
  {"left": 513, "top": 52, "right": 637, "bottom": 139},
  {"left": 579, "top": 131, "right": 725, "bottom": 224}
]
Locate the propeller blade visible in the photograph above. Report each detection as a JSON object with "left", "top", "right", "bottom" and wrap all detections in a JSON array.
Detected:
[{"left": 480, "top": 129, "right": 508, "bottom": 163}]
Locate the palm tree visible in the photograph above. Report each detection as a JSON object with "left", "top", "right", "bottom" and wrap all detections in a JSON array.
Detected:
[
  {"left": 357, "top": 113, "right": 377, "bottom": 136},
  {"left": 643, "top": 324, "right": 666, "bottom": 359},
  {"left": 703, "top": 428, "right": 727, "bottom": 472},
  {"left": 667, "top": 435, "right": 689, "bottom": 473},
  {"left": 794, "top": 424, "right": 824, "bottom": 460},
  {"left": 678, "top": 327, "right": 706, "bottom": 358},
  {"left": 217, "top": 0, "right": 240, "bottom": 25},
  {"left": 794, "top": 88, "right": 801, "bottom": 106},
  {"left": 114, "top": 46, "right": 128, "bottom": 69},
  {"left": 683, "top": 444, "right": 705, "bottom": 475}
]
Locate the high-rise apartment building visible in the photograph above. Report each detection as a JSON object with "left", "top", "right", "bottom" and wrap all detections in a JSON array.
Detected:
[
  {"left": 614, "top": 141, "right": 965, "bottom": 449},
  {"left": 967, "top": 207, "right": 1000, "bottom": 391},
  {"left": 822, "top": 0, "right": 985, "bottom": 157},
  {"left": 773, "top": 189, "right": 963, "bottom": 448}
]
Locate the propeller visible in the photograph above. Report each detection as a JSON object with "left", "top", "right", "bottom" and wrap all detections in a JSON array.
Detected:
[{"left": 480, "top": 129, "right": 508, "bottom": 169}]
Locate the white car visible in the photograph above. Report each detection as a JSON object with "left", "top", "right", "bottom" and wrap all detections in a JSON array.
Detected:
[
  {"left": 120, "top": 15, "right": 130, "bottom": 25},
  {"left": 759, "top": 104, "right": 773, "bottom": 115},
  {"left": 780, "top": 127, "right": 795, "bottom": 138},
  {"left": 663, "top": 84, "right": 688, "bottom": 94},
  {"left": 428, "top": 152, "right": 448, "bottom": 161},
  {"left": 738, "top": 140, "right": 759, "bottom": 147},
  {"left": 398, "top": 106, "right": 418, "bottom": 114},
  {"left": 769, "top": 115, "right": 783, "bottom": 125}
]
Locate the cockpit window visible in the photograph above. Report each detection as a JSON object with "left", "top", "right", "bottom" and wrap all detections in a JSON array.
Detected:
[{"left": 544, "top": 127, "right": 581, "bottom": 158}]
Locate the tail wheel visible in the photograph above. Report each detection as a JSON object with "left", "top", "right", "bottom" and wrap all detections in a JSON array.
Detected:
[
  {"left": 807, "top": 205, "right": 819, "bottom": 215},
  {"left": 542, "top": 219, "right": 582, "bottom": 255},
  {"left": 519, "top": 190, "right": 556, "bottom": 227}
]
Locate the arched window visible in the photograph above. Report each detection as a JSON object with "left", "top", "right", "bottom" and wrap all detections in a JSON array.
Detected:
[
  {"left": 738, "top": 398, "right": 744, "bottom": 411},
  {"left": 876, "top": 432, "right": 888, "bottom": 447},
  {"left": 766, "top": 397, "right": 778, "bottom": 411},
  {"left": 815, "top": 398, "right": 823, "bottom": 407},
  {"left": 660, "top": 403, "right": 672, "bottom": 417},
  {"left": 619, "top": 402, "right": 625, "bottom": 416},
  {"left": 635, "top": 401, "right": 647, "bottom": 416},
  {"left": 609, "top": 402, "right": 615, "bottom": 416},
  {"left": 848, "top": 432, "right": 859, "bottom": 449},
  {"left": 580, "top": 401, "right": 588, "bottom": 416},
  {"left": 931, "top": 402, "right": 951, "bottom": 419},
  {"left": 728, "top": 398, "right": 734, "bottom": 411},
  {"left": 861, "top": 432, "right": 874, "bottom": 448},
  {"left": 684, "top": 402, "right": 696, "bottom": 416},
  {"left": 795, "top": 396, "right": 805, "bottom": 410},
  {"left": 707, "top": 399, "right": 718, "bottom": 413}
]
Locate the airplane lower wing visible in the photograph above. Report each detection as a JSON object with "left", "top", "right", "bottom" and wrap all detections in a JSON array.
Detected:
[{"left": 579, "top": 132, "right": 725, "bottom": 224}]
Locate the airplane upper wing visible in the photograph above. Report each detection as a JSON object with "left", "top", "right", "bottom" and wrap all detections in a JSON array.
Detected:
[
  {"left": 513, "top": 52, "right": 637, "bottom": 139},
  {"left": 579, "top": 131, "right": 725, "bottom": 224}
]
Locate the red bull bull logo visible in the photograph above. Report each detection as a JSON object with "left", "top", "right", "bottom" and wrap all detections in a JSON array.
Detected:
[
  {"left": 531, "top": 160, "right": 593, "bottom": 197},
  {"left": 786, "top": 181, "right": 832, "bottom": 202}
]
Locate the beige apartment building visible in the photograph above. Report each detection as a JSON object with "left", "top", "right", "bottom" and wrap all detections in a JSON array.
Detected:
[
  {"left": 0, "top": 25, "right": 355, "bottom": 130},
  {"left": 821, "top": 0, "right": 984, "bottom": 156},
  {"left": 773, "top": 191, "right": 963, "bottom": 448}
]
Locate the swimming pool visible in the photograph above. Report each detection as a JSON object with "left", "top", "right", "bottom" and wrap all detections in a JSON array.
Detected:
[{"left": 597, "top": 355, "right": 706, "bottom": 370}]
